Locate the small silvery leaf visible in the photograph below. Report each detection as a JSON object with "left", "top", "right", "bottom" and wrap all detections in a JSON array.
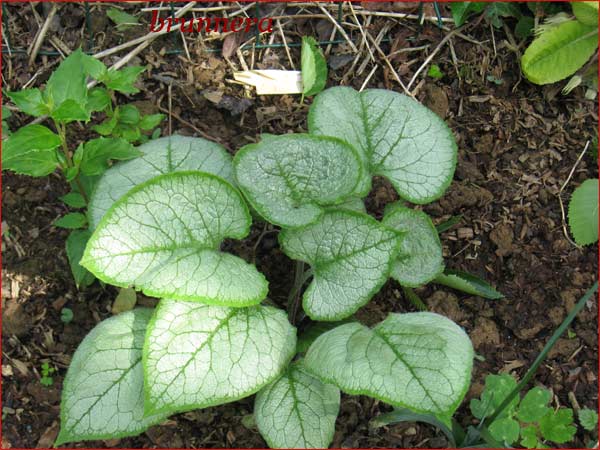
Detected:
[
  {"left": 143, "top": 299, "right": 297, "bottom": 416},
  {"left": 280, "top": 210, "right": 401, "bottom": 321},
  {"left": 304, "top": 312, "right": 474, "bottom": 423},
  {"left": 56, "top": 309, "right": 168, "bottom": 445},
  {"left": 88, "top": 135, "right": 234, "bottom": 228},
  {"left": 82, "top": 171, "right": 267, "bottom": 306},
  {"left": 309, "top": 86, "right": 457, "bottom": 201},
  {"left": 382, "top": 203, "right": 444, "bottom": 287},
  {"left": 255, "top": 361, "right": 340, "bottom": 449},
  {"left": 234, "top": 134, "right": 363, "bottom": 228}
]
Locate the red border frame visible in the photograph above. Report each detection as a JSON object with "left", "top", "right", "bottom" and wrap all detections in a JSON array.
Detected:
[{"left": 0, "top": 1, "right": 598, "bottom": 449}]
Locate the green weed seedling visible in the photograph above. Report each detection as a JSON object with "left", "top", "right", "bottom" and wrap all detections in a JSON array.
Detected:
[
  {"left": 40, "top": 362, "right": 55, "bottom": 387},
  {"left": 2, "top": 49, "right": 164, "bottom": 289}
]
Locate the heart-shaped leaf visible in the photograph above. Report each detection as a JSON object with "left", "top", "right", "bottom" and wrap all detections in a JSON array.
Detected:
[
  {"left": 88, "top": 135, "right": 234, "bottom": 228},
  {"left": 382, "top": 203, "right": 444, "bottom": 287},
  {"left": 304, "top": 312, "right": 474, "bottom": 423},
  {"left": 143, "top": 299, "right": 297, "bottom": 416},
  {"left": 309, "top": 86, "right": 457, "bottom": 202},
  {"left": 255, "top": 361, "right": 340, "bottom": 449},
  {"left": 82, "top": 171, "right": 267, "bottom": 306},
  {"left": 56, "top": 309, "right": 168, "bottom": 445},
  {"left": 234, "top": 134, "right": 363, "bottom": 228},
  {"left": 279, "top": 210, "right": 401, "bottom": 321}
]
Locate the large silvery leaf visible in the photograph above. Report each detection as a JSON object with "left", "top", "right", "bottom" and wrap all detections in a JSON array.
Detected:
[
  {"left": 304, "top": 312, "right": 473, "bottom": 423},
  {"left": 82, "top": 172, "right": 267, "bottom": 306},
  {"left": 88, "top": 135, "right": 234, "bottom": 229},
  {"left": 309, "top": 86, "right": 457, "bottom": 203},
  {"left": 382, "top": 203, "right": 444, "bottom": 287},
  {"left": 255, "top": 361, "right": 340, "bottom": 449},
  {"left": 233, "top": 134, "right": 363, "bottom": 228},
  {"left": 279, "top": 210, "right": 400, "bottom": 321},
  {"left": 521, "top": 20, "right": 598, "bottom": 85},
  {"left": 56, "top": 309, "right": 168, "bottom": 445},
  {"left": 143, "top": 299, "right": 297, "bottom": 415}
]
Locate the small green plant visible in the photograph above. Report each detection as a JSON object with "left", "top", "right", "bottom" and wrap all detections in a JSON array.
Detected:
[
  {"left": 471, "top": 374, "right": 576, "bottom": 447},
  {"left": 579, "top": 408, "right": 598, "bottom": 432},
  {"left": 428, "top": 64, "right": 444, "bottom": 79},
  {"left": 2, "top": 49, "right": 164, "bottom": 288},
  {"left": 50, "top": 86, "right": 512, "bottom": 447},
  {"left": 301, "top": 36, "right": 327, "bottom": 98},
  {"left": 40, "top": 362, "right": 55, "bottom": 387},
  {"left": 60, "top": 307, "right": 74, "bottom": 324},
  {"left": 522, "top": 2, "right": 598, "bottom": 87},
  {"left": 569, "top": 178, "right": 598, "bottom": 246}
]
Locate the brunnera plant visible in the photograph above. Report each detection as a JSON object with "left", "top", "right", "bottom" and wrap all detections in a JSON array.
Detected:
[{"left": 54, "top": 86, "right": 501, "bottom": 448}]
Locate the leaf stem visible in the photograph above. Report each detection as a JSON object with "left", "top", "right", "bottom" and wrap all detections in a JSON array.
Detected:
[
  {"left": 55, "top": 120, "right": 89, "bottom": 204},
  {"left": 484, "top": 280, "right": 598, "bottom": 425},
  {"left": 287, "top": 261, "right": 313, "bottom": 325}
]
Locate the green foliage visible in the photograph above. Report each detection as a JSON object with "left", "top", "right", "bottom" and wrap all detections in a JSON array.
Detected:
[
  {"left": 53, "top": 86, "right": 487, "bottom": 448},
  {"left": 93, "top": 105, "right": 164, "bottom": 144},
  {"left": 40, "top": 362, "right": 55, "bottom": 387},
  {"left": 435, "top": 269, "right": 504, "bottom": 299},
  {"left": 301, "top": 36, "right": 327, "bottom": 97},
  {"left": 568, "top": 178, "right": 598, "bottom": 245},
  {"left": 579, "top": 408, "right": 598, "bottom": 431},
  {"left": 427, "top": 64, "right": 444, "bottom": 79},
  {"left": 470, "top": 374, "right": 577, "bottom": 447},
  {"left": 106, "top": 7, "right": 139, "bottom": 30},
  {"left": 66, "top": 230, "right": 95, "bottom": 289},
  {"left": 54, "top": 212, "right": 87, "bottom": 229},
  {"left": 450, "top": 2, "right": 486, "bottom": 27},
  {"left": 2, "top": 105, "right": 11, "bottom": 138},
  {"left": 450, "top": 2, "right": 523, "bottom": 28},
  {"left": 522, "top": 2, "right": 598, "bottom": 86},
  {"left": 60, "top": 307, "right": 74, "bottom": 324}
]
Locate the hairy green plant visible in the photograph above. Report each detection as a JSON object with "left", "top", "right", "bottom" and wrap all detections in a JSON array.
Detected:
[
  {"left": 46, "top": 85, "right": 509, "bottom": 448},
  {"left": 2, "top": 49, "right": 164, "bottom": 288},
  {"left": 521, "top": 2, "right": 598, "bottom": 86}
]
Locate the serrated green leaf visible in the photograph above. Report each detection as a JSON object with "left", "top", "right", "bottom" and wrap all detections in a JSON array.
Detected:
[
  {"left": 82, "top": 171, "right": 267, "bottom": 306},
  {"left": 143, "top": 299, "right": 297, "bottom": 416},
  {"left": 86, "top": 87, "right": 111, "bottom": 113},
  {"left": 66, "top": 230, "right": 95, "bottom": 289},
  {"left": 139, "top": 113, "right": 165, "bottom": 131},
  {"left": 107, "top": 7, "right": 139, "bottom": 29},
  {"left": 280, "top": 210, "right": 400, "bottom": 321},
  {"left": 234, "top": 134, "right": 363, "bottom": 228},
  {"left": 516, "top": 387, "right": 552, "bottom": 422},
  {"left": 435, "top": 269, "right": 503, "bottom": 299},
  {"left": 304, "top": 312, "right": 474, "bottom": 420},
  {"left": 115, "top": 123, "right": 141, "bottom": 142},
  {"left": 55, "top": 212, "right": 87, "bottom": 229},
  {"left": 60, "top": 192, "right": 86, "bottom": 208},
  {"left": 485, "top": 2, "right": 522, "bottom": 28},
  {"left": 2, "top": 124, "right": 61, "bottom": 176},
  {"left": 81, "top": 53, "right": 108, "bottom": 80},
  {"left": 6, "top": 88, "right": 49, "bottom": 117},
  {"left": 382, "top": 203, "right": 444, "bottom": 287},
  {"left": 92, "top": 113, "right": 118, "bottom": 136},
  {"left": 568, "top": 178, "right": 598, "bottom": 245},
  {"left": 470, "top": 374, "right": 518, "bottom": 420},
  {"left": 579, "top": 408, "right": 598, "bottom": 431},
  {"left": 88, "top": 135, "right": 234, "bottom": 228},
  {"left": 522, "top": 20, "right": 598, "bottom": 85},
  {"left": 309, "top": 87, "right": 457, "bottom": 202},
  {"left": 539, "top": 408, "right": 576, "bottom": 443},
  {"left": 450, "top": 2, "right": 486, "bottom": 27},
  {"left": 118, "top": 104, "right": 140, "bottom": 125},
  {"left": 46, "top": 49, "right": 87, "bottom": 111},
  {"left": 488, "top": 417, "right": 520, "bottom": 444},
  {"left": 572, "top": 2, "right": 599, "bottom": 26},
  {"left": 51, "top": 99, "right": 91, "bottom": 123},
  {"left": 301, "top": 36, "right": 328, "bottom": 97},
  {"left": 104, "top": 66, "right": 145, "bottom": 94},
  {"left": 79, "top": 137, "right": 141, "bottom": 176},
  {"left": 56, "top": 309, "right": 168, "bottom": 445},
  {"left": 255, "top": 361, "right": 340, "bottom": 449},
  {"left": 520, "top": 425, "right": 542, "bottom": 448}
]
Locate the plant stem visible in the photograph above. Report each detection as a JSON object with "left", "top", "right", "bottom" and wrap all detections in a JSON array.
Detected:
[
  {"left": 484, "top": 280, "right": 598, "bottom": 425},
  {"left": 55, "top": 121, "right": 89, "bottom": 204},
  {"left": 402, "top": 286, "right": 427, "bottom": 311},
  {"left": 287, "top": 261, "right": 313, "bottom": 325}
]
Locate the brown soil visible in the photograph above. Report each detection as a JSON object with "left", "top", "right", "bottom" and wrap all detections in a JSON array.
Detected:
[{"left": 2, "top": 2, "right": 598, "bottom": 448}]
